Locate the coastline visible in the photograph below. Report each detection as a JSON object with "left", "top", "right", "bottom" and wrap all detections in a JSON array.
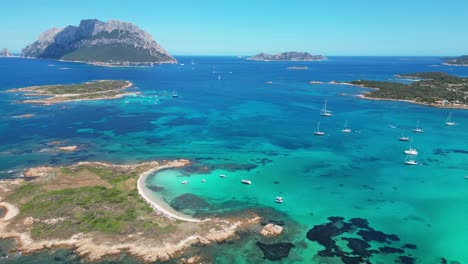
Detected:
[
  {"left": 325, "top": 81, "right": 468, "bottom": 109},
  {"left": 8, "top": 80, "right": 136, "bottom": 105},
  {"left": 60, "top": 59, "right": 178, "bottom": 68},
  {"left": 136, "top": 160, "right": 201, "bottom": 222},
  {"left": 356, "top": 94, "right": 468, "bottom": 109},
  {"left": 16, "top": 56, "right": 178, "bottom": 68},
  {"left": 0, "top": 159, "right": 264, "bottom": 262},
  {"left": 442, "top": 62, "right": 468, "bottom": 67}
]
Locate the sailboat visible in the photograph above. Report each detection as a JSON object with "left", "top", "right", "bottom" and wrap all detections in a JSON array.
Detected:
[
  {"left": 342, "top": 120, "right": 351, "bottom": 133},
  {"left": 320, "top": 99, "right": 333, "bottom": 117},
  {"left": 172, "top": 89, "right": 178, "bottom": 98},
  {"left": 413, "top": 120, "right": 423, "bottom": 133},
  {"left": 404, "top": 156, "right": 418, "bottom": 165},
  {"left": 445, "top": 112, "right": 455, "bottom": 126},
  {"left": 314, "top": 121, "right": 325, "bottom": 136},
  {"left": 404, "top": 138, "right": 418, "bottom": 155},
  {"left": 398, "top": 130, "right": 410, "bottom": 141}
]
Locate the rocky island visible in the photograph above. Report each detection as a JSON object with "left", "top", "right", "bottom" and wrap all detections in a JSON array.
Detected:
[
  {"left": 349, "top": 72, "right": 468, "bottom": 109},
  {"left": 0, "top": 159, "right": 265, "bottom": 262},
  {"left": 0, "top": 48, "right": 12, "bottom": 57},
  {"left": 442, "top": 55, "right": 468, "bottom": 66},
  {"left": 21, "top": 19, "right": 176, "bottom": 66},
  {"left": 247, "top": 52, "right": 327, "bottom": 61},
  {"left": 7, "top": 80, "right": 136, "bottom": 105}
]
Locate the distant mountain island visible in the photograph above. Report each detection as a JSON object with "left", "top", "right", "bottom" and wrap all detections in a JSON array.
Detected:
[
  {"left": 441, "top": 55, "right": 468, "bottom": 66},
  {"left": 21, "top": 19, "right": 176, "bottom": 66},
  {"left": 247, "top": 52, "right": 327, "bottom": 61}
]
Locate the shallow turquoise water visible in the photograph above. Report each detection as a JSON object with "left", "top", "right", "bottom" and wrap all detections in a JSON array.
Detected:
[{"left": 1, "top": 56, "right": 467, "bottom": 263}]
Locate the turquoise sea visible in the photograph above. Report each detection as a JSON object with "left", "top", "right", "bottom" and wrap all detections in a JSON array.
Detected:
[{"left": 0, "top": 56, "right": 467, "bottom": 263}]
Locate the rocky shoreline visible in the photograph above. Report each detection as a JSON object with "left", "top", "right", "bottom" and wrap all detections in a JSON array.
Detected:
[
  {"left": 0, "top": 160, "right": 272, "bottom": 263},
  {"left": 323, "top": 81, "right": 468, "bottom": 109},
  {"left": 7, "top": 80, "right": 136, "bottom": 105}
]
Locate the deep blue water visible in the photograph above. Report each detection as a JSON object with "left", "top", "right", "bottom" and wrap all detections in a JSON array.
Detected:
[{"left": 0, "top": 56, "right": 467, "bottom": 263}]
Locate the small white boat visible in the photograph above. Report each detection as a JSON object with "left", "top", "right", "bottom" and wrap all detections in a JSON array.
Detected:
[
  {"left": 201, "top": 179, "right": 206, "bottom": 183},
  {"left": 181, "top": 180, "right": 189, "bottom": 184},
  {"left": 445, "top": 112, "right": 455, "bottom": 126},
  {"left": 342, "top": 120, "right": 351, "bottom": 133},
  {"left": 275, "top": 198, "right": 283, "bottom": 203},
  {"left": 404, "top": 149, "right": 418, "bottom": 155},
  {"left": 320, "top": 99, "right": 333, "bottom": 117},
  {"left": 412, "top": 120, "right": 423, "bottom": 133},
  {"left": 404, "top": 156, "right": 418, "bottom": 165},
  {"left": 172, "top": 90, "right": 178, "bottom": 98},
  {"left": 220, "top": 174, "right": 226, "bottom": 178},
  {"left": 314, "top": 121, "right": 325, "bottom": 136},
  {"left": 398, "top": 130, "right": 409, "bottom": 141},
  {"left": 404, "top": 139, "right": 418, "bottom": 155},
  {"left": 241, "top": 179, "right": 251, "bottom": 185}
]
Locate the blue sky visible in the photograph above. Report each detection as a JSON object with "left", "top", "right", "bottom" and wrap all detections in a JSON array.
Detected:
[{"left": 1, "top": 0, "right": 467, "bottom": 55}]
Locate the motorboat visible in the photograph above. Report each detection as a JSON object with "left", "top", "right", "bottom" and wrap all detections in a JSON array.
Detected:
[{"left": 241, "top": 179, "right": 252, "bottom": 185}]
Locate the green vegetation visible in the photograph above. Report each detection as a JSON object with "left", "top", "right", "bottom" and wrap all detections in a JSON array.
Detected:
[
  {"left": 61, "top": 44, "right": 173, "bottom": 63},
  {"left": 442, "top": 55, "right": 468, "bottom": 65},
  {"left": 5, "top": 164, "right": 176, "bottom": 240},
  {"left": 6, "top": 182, "right": 42, "bottom": 204},
  {"left": 33, "top": 80, "right": 129, "bottom": 95},
  {"left": 350, "top": 72, "right": 468, "bottom": 105},
  {"left": 13, "top": 80, "right": 133, "bottom": 104}
]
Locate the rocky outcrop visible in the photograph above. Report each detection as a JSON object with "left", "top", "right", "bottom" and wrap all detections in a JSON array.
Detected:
[
  {"left": 0, "top": 48, "right": 11, "bottom": 57},
  {"left": 22, "top": 19, "right": 176, "bottom": 65},
  {"left": 260, "top": 223, "right": 283, "bottom": 237},
  {"left": 22, "top": 166, "right": 54, "bottom": 178},
  {"left": 248, "top": 52, "right": 327, "bottom": 61},
  {"left": 57, "top": 145, "right": 79, "bottom": 152}
]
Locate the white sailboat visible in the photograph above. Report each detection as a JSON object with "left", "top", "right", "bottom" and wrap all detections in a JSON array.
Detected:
[
  {"left": 241, "top": 179, "right": 252, "bottom": 185},
  {"left": 413, "top": 120, "right": 423, "bottom": 133},
  {"left": 404, "top": 138, "right": 418, "bottom": 155},
  {"left": 342, "top": 120, "right": 351, "bottom": 133},
  {"left": 172, "top": 89, "right": 178, "bottom": 98},
  {"left": 320, "top": 99, "right": 333, "bottom": 117},
  {"left": 404, "top": 156, "right": 418, "bottom": 165},
  {"left": 445, "top": 112, "right": 455, "bottom": 126},
  {"left": 398, "top": 130, "right": 410, "bottom": 141},
  {"left": 314, "top": 121, "right": 325, "bottom": 136}
]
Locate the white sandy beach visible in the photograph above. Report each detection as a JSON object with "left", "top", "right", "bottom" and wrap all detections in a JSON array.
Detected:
[{"left": 137, "top": 164, "right": 201, "bottom": 223}]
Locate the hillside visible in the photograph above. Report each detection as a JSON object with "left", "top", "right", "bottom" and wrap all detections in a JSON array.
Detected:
[
  {"left": 21, "top": 19, "right": 176, "bottom": 65},
  {"left": 349, "top": 72, "right": 468, "bottom": 108}
]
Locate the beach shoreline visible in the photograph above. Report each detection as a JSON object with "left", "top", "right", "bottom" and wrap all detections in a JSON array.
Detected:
[
  {"left": 0, "top": 159, "right": 264, "bottom": 262},
  {"left": 136, "top": 160, "right": 201, "bottom": 222}
]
